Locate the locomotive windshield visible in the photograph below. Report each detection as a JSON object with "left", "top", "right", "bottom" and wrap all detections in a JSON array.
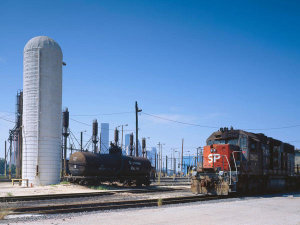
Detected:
[{"left": 207, "top": 138, "right": 238, "bottom": 146}]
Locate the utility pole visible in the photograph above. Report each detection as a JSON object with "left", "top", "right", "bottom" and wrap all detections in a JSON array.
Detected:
[
  {"left": 181, "top": 138, "right": 184, "bottom": 176},
  {"left": 99, "top": 133, "right": 102, "bottom": 153},
  {"left": 170, "top": 151, "right": 173, "bottom": 175},
  {"left": 142, "top": 138, "right": 146, "bottom": 157},
  {"left": 174, "top": 157, "right": 176, "bottom": 176},
  {"left": 196, "top": 147, "right": 199, "bottom": 164},
  {"left": 117, "top": 124, "right": 128, "bottom": 151},
  {"left": 80, "top": 132, "right": 83, "bottom": 152},
  {"left": 157, "top": 143, "right": 161, "bottom": 173},
  {"left": 121, "top": 125, "right": 124, "bottom": 150},
  {"left": 196, "top": 146, "right": 201, "bottom": 168},
  {"left": 129, "top": 133, "right": 134, "bottom": 156},
  {"left": 160, "top": 145, "right": 162, "bottom": 176},
  {"left": 62, "top": 108, "right": 69, "bottom": 176},
  {"left": 154, "top": 151, "right": 157, "bottom": 170},
  {"left": 4, "top": 141, "right": 7, "bottom": 177},
  {"left": 135, "top": 101, "right": 142, "bottom": 157},
  {"left": 201, "top": 147, "right": 204, "bottom": 169},
  {"left": 166, "top": 155, "right": 168, "bottom": 176},
  {"left": 9, "top": 134, "right": 12, "bottom": 179},
  {"left": 92, "top": 120, "right": 98, "bottom": 154},
  {"left": 157, "top": 142, "right": 161, "bottom": 183}
]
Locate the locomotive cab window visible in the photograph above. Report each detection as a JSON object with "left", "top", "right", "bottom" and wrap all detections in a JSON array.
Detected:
[
  {"left": 227, "top": 139, "right": 238, "bottom": 145},
  {"left": 249, "top": 139, "right": 257, "bottom": 151},
  {"left": 214, "top": 140, "right": 226, "bottom": 144}
]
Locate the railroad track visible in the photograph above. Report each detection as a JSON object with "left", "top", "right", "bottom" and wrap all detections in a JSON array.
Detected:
[
  {"left": 153, "top": 177, "right": 191, "bottom": 186},
  {"left": 7, "top": 195, "right": 228, "bottom": 215},
  {"left": 0, "top": 186, "right": 184, "bottom": 202}
]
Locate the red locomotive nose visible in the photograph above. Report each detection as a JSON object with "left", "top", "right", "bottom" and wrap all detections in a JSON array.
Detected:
[{"left": 203, "top": 144, "right": 231, "bottom": 171}]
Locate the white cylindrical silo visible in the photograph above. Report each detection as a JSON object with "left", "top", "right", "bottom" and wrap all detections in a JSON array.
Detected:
[{"left": 22, "top": 36, "right": 62, "bottom": 186}]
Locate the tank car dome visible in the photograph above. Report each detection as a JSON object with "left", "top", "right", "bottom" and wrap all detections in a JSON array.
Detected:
[{"left": 24, "top": 36, "right": 62, "bottom": 53}]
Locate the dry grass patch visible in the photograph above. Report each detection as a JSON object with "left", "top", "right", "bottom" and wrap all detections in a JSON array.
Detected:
[
  {"left": 0, "top": 210, "right": 10, "bottom": 220},
  {"left": 6, "top": 192, "right": 13, "bottom": 197},
  {"left": 157, "top": 198, "right": 163, "bottom": 206}
]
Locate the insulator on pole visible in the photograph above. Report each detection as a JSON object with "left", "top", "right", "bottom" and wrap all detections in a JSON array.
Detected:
[
  {"left": 142, "top": 138, "right": 146, "bottom": 157},
  {"left": 114, "top": 128, "right": 119, "bottom": 145},
  {"left": 92, "top": 119, "right": 98, "bottom": 153},
  {"left": 129, "top": 133, "right": 134, "bottom": 156},
  {"left": 92, "top": 119, "right": 98, "bottom": 137},
  {"left": 62, "top": 108, "right": 69, "bottom": 129}
]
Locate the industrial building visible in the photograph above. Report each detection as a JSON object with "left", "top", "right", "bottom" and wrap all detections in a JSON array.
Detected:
[
  {"left": 124, "top": 133, "right": 130, "bottom": 155},
  {"left": 100, "top": 123, "right": 109, "bottom": 153}
]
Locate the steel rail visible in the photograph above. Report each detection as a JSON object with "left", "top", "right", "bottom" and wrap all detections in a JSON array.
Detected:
[
  {"left": 0, "top": 187, "right": 183, "bottom": 202},
  {"left": 7, "top": 195, "right": 229, "bottom": 215}
]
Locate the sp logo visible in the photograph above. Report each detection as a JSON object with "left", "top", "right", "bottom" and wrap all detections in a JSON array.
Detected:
[{"left": 208, "top": 153, "right": 221, "bottom": 163}]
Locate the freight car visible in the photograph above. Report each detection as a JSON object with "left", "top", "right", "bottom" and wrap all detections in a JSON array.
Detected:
[
  {"left": 67, "top": 143, "right": 152, "bottom": 186},
  {"left": 191, "top": 128, "right": 299, "bottom": 195}
]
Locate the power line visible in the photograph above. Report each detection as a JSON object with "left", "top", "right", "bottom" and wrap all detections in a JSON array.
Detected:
[
  {"left": 69, "top": 130, "right": 81, "bottom": 148},
  {"left": 0, "top": 116, "right": 14, "bottom": 123},
  {"left": 141, "top": 112, "right": 218, "bottom": 128},
  {"left": 70, "top": 118, "right": 90, "bottom": 126},
  {"left": 0, "top": 111, "right": 15, "bottom": 115},
  {"left": 71, "top": 111, "right": 134, "bottom": 117},
  {"left": 70, "top": 118, "right": 135, "bottom": 132},
  {"left": 142, "top": 112, "right": 300, "bottom": 131},
  {"left": 246, "top": 125, "right": 300, "bottom": 131}
]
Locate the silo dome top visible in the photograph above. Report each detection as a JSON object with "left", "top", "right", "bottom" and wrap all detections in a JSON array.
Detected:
[{"left": 24, "top": 36, "right": 62, "bottom": 53}]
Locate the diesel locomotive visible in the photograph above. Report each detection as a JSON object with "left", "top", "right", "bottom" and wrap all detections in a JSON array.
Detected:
[
  {"left": 191, "top": 128, "right": 298, "bottom": 195},
  {"left": 67, "top": 143, "right": 152, "bottom": 186}
]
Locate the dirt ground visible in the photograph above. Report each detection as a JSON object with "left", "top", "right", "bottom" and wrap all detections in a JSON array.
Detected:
[
  {"left": 7, "top": 194, "right": 300, "bottom": 225},
  {"left": 0, "top": 181, "right": 188, "bottom": 197},
  {"left": 0, "top": 182, "right": 106, "bottom": 197}
]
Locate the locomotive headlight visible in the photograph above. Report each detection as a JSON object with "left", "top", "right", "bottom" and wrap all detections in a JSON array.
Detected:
[{"left": 210, "top": 149, "right": 213, "bottom": 153}]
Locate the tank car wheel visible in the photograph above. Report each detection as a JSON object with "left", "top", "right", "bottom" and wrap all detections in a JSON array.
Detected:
[
  {"left": 126, "top": 180, "right": 133, "bottom": 186},
  {"left": 136, "top": 179, "right": 143, "bottom": 187},
  {"left": 144, "top": 179, "right": 151, "bottom": 187}
]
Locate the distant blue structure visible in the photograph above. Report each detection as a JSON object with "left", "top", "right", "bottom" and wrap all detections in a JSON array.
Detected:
[
  {"left": 100, "top": 123, "right": 109, "bottom": 153},
  {"left": 124, "top": 133, "right": 131, "bottom": 155},
  {"left": 148, "top": 147, "right": 157, "bottom": 167}
]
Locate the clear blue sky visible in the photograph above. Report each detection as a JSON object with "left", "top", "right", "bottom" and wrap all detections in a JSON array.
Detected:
[{"left": 0, "top": 0, "right": 299, "bottom": 158}]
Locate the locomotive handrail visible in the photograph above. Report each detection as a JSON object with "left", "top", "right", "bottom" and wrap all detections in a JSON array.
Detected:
[
  {"left": 222, "top": 155, "right": 232, "bottom": 185},
  {"left": 231, "top": 151, "right": 241, "bottom": 182}
]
